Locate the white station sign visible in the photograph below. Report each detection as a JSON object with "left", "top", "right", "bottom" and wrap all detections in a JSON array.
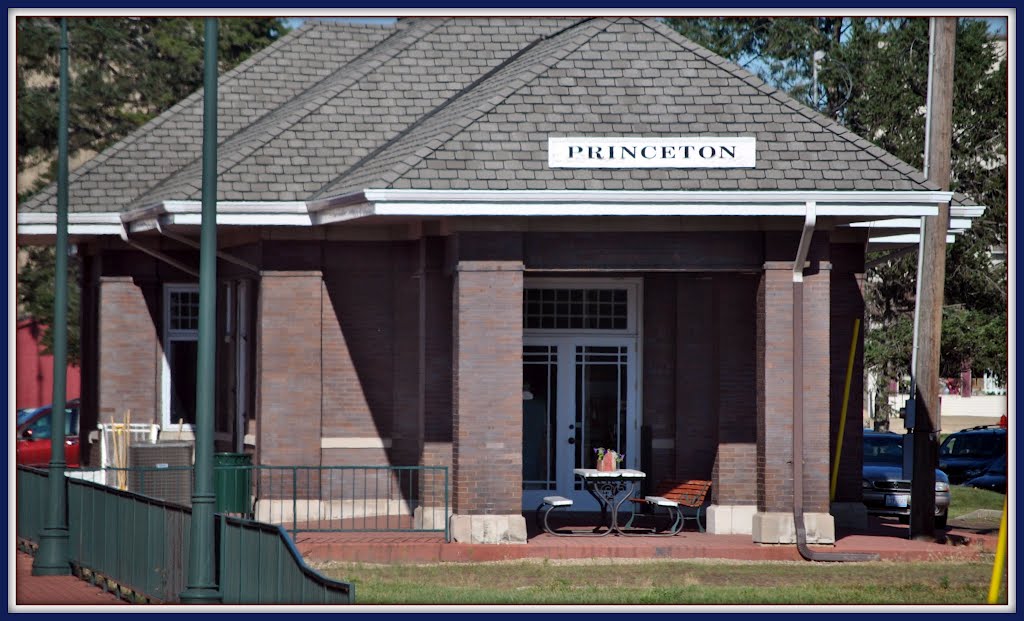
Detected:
[{"left": 548, "top": 137, "right": 756, "bottom": 168}]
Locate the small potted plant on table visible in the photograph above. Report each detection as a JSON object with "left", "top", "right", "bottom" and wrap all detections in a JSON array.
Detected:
[{"left": 594, "top": 447, "right": 624, "bottom": 472}]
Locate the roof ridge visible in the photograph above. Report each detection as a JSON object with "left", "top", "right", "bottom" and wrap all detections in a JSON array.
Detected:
[
  {"left": 132, "top": 19, "right": 442, "bottom": 208},
  {"left": 314, "top": 17, "right": 604, "bottom": 198},
  {"left": 19, "top": 20, "right": 323, "bottom": 212},
  {"left": 640, "top": 18, "right": 949, "bottom": 194}
]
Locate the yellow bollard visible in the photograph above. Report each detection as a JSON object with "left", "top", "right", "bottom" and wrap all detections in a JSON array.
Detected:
[{"left": 987, "top": 498, "right": 1008, "bottom": 604}]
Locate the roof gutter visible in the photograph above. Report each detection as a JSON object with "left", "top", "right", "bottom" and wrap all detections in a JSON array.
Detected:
[{"left": 791, "top": 201, "right": 879, "bottom": 563}]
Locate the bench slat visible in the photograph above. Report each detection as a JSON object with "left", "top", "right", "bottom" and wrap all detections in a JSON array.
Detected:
[{"left": 650, "top": 480, "right": 711, "bottom": 508}]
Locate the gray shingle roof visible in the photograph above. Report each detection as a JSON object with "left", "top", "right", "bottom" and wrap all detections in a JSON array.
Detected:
[
  {"left": 19, "top": 16, "right": 976, "bottom": 215},
  {"left": 19, "top": 20, "right": 395, "bottom": 213}
]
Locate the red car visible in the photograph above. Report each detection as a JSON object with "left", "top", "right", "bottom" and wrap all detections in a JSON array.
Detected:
[{"left": 16, "top": 399, "right": 81, "bottom": 467}]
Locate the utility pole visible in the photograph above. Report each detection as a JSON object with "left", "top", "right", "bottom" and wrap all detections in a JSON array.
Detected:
[
  {"left": 180, "top": 17, "right": 221, "bottom": 604},
  {"left": 909, "top": 16, "right": 956, "bottom": 540},
  {"left": 33, "top": 17, "right": 71, "bottom": 577}
]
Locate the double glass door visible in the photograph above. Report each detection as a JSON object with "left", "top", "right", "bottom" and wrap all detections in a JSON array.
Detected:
[{"left": 522, "top": 336, "right": 637, "bottom": 510}]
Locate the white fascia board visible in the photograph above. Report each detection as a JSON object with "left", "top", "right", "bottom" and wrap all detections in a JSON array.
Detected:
[
  {"left": 849, "top": 218, "right": 973, "bottom": 229},
  {"left": 365, "top": 202, "right": 943, "bottom": 218},
  {"left": 869, "top": 233, "right": 957, "bottom": 245},
  {"left": 313, "top": 189, "right": 949, "bottom": 220},
  {"left": 951, "top": 206, "right": 986, "bottom": 218},
  {"left": 358, "top": 189, "right": 956, "bottom": 205},
  {"left": 16, "top": 212, "right": 124, "bottom": 236},
  {"left": 123, "top": 201, "right": 313, "bottom": 230}
]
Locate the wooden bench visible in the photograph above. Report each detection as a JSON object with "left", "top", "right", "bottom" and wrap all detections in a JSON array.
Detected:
[{"left": 623, "top": 479, "right": 712, "bottom": 534}]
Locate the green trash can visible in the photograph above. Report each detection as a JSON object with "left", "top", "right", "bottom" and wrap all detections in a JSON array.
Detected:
[{"left": 214, "top": 452, "right": 253, "bottom": 514}]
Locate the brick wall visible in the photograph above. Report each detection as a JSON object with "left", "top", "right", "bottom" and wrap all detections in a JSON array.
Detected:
[
  {"left": 452, "top": 260, "right": 524, "bottom": 515},
  {"left": 319, "top": 243, "right": 395, "bottom": 467},
  {"left": 641, "top": 273, "right": 676, "bottom": 486},
  {"left": 714, "top": 275, "right": 758, "bottom": 505},
  {"left": 674, "top": 277, "right": 717, "bottom": 479},
  {"left": 97, "top": 276, "right": 161, "bottom": 427},
  {"left": 256, "top": 271, "right": 323, "bottom": 467}
]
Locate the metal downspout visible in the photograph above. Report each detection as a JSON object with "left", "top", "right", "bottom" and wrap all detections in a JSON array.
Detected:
[{"left": 791, "top": 202, "right": 879, "bottom": 562}]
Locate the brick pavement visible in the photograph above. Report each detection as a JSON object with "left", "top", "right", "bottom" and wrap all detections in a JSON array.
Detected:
[{"left": 14, "top": 550, "right": 127, "bottom": 606}]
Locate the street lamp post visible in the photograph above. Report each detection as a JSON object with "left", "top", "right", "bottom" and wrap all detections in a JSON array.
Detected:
[
  {"left": 32, "top": 16, "right": 72, "bottom": 577},
  {"left": 179, "top": 17, "right": 221, "bottom": 603}
]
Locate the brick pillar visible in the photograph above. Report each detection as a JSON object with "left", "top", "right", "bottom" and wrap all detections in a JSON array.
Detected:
[
  {"left": 449, "top": 260, "right": 526, "bottom": 544},
  {"left": 756, "top": 263, "right": 795, "bottom": 516},
  {"left": 97, "top": 276, "right": 160, "bottom": 429},
  {"left": 753, "top": 246, "right": 834, "bottom": 544},
  {"left": 254, "top": 271, "right": 323, "bottom": 522},
  {"left": 802, "top": 259, "right": 832, "bottom": 515},
  {"left": 829, "top": 243, "right": 867, "bottom": 528}
]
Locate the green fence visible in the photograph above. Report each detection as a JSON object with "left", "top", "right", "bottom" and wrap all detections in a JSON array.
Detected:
[
  {"left": 16, "top": 465, "right": 354, "bottom": 604},
  {"left": 16, "top": 466, "right": 49, "bottom": 551},
  {"left": 71, "top": 464, "right": 451, "bottom": 542}
]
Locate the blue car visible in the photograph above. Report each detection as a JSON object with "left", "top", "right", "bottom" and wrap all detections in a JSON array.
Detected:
[{"left": 963, "top": 454, "right": 1007, "bottom": 494}]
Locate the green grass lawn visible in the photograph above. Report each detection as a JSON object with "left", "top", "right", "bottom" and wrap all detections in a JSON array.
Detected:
[
  {"left": 315, "top": 558, "right": 1007, "bottom": 606},
  {"left": 949, "top": 485, "right": 1006, "bottom": 519}
]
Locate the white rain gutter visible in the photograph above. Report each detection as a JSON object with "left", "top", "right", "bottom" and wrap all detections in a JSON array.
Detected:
[{"left": 309, "top": 189, "right": 953, "bottom": 223}]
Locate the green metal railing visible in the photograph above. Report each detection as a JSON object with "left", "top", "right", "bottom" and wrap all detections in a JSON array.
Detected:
[
  {"left": 16, "top": 467, "right": 49, "bottom": 551},
  {"left": 70, "top": 464, "right": 451, "bottom": 542},
  {"left": 252, "top": 465, "right": 450, "bottom": 541},
  {"left": 218, "top": 515, "right": 353, "bottom": 604},
  {"left": 16, "top": 465, "right": 354, "bottom": 604}
]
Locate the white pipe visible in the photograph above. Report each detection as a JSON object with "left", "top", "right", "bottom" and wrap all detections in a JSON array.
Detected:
[{"left": 793, "top": 201, "right": 818, "bottom": 283}]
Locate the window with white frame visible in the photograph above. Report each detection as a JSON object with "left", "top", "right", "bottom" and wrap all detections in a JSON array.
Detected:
[
  {"left": 163, "top": 285, "right": 199, "bottom": 429},
  {"left": 523, "top": 281, "right": 637, "bottom": 334}
]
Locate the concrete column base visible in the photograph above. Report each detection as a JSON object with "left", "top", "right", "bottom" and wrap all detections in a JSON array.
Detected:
[
  {"left": 450, "top": 514, "right": 528, "bottom": 544},
  {"left": 752, "top": 511, "right": 835, "bottom": 544},
  {"left": 830, "top": 502, "right": 868, "bottom": 531},
  {"left": 414, "top": 506, "right": 452, "bottom": 531},
  {"left": 706, "top": 505, "right": 757, "bottom": 535}
]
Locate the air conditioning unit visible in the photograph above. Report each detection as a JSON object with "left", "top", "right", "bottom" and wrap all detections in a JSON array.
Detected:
[
  {"left": 93, "top": 423, "right": 160, "bottom": 469},
  {"left": 128, "top": 442, "right": 193, "bottom": 506}
]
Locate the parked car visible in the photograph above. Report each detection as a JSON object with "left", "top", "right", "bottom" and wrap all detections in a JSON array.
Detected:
[
  {"left": 16, "top": 399, "right": 81, "bottom": 467},
  {"left": 963, "top": 453, "right": 1007, "bottom": 494},
  {"left": 938, "top": 425, "right": 1007, "bottom": 485},
  {"left": 862, "top": 429, "right": 950, "bottom": 528}
]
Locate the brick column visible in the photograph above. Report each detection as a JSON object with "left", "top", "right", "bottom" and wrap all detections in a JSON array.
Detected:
[
  {"left": 253, "top": 271, "right": 323, "bottom": 522},
  {"left": 753, "top": 251, "right": 834, "bottom": 544},
  {"left": 97, "top": 276, "right": 160, "bottom": 428},
  {"left": 449, "top": 260, "right": 526, "bottom": 544}
]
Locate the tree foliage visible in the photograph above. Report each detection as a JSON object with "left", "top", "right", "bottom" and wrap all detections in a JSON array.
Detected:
[
  {"left": 668, "top": 17, "right": 1008, "bottom": 385},
  {"left": 16, "top": 16, "right": 289, "bottom": 198},
  {"left": 16, "top": 17, "right": 289, "bottom": 360}
]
